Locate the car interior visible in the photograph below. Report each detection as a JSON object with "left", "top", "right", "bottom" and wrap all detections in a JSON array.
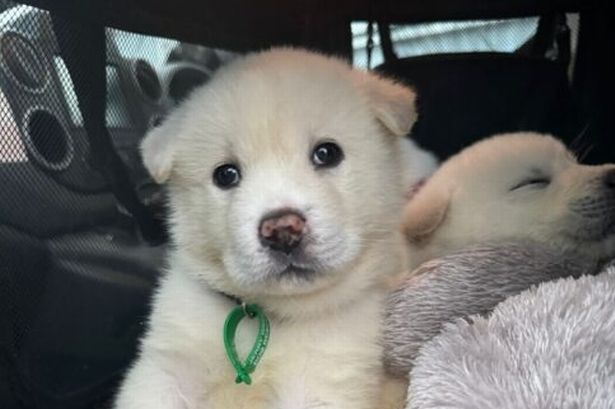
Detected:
[{"left": 0, "top": 0, "right": 612, "bottom": 408}]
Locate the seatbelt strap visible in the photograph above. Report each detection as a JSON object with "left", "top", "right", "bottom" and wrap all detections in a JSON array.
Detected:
[
  {"left": 378, "top": 22, "right": 398, "bottom": 63},
  {"left": 50, "top": 10, "right": 165, "bottom": 244}
]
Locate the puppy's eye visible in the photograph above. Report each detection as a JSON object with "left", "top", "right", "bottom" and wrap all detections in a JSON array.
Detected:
[
  {"left": 510, "top": 177, "right": 551, "bottom": 191},
  {"left": 312, "top": 142, "right": 344, "bottom": 168},
  {"left": 213, "top": 164, "right": 241, "bottom": 189}
]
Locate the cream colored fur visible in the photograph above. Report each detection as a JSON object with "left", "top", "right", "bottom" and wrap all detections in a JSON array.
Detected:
[
  {"left": 404, "top": 132, "right": 615, "bottom": 268},
  {"left": 114, "top": 48, "right": 418, "bottom": 409},
  {"left": 399, "top": 138, "right": 438, "bottom": 198}
]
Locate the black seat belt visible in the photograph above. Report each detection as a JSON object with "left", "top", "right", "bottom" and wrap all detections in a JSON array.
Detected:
[
  {"left": 50, "top": 10, "right": 165, "bottom": 244},
  {"left": 378, "top": 22, "right": 398, "bottom": 64}
]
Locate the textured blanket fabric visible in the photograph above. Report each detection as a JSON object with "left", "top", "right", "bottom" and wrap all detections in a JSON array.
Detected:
[
  {"left": 384, "top": 244, "right": 598, "bottom": 376},
  {"left": 407, "top": 267, "right": 615, "bottom": 409}
]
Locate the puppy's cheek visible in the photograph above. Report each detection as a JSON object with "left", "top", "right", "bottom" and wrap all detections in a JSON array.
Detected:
[
  {"left": 308, "top": 218, "right": 361, "bottom": 271},
  {"left": 343, "top": 160, "right": 403, "bottom": 229},
  {"left": 221, "top": 247, "right": 268, "bottom": 287},
  {"left": 325, "top": 228, "right": 362, "bottom": 270},
  {"left": 226, "top": 198, "right": 263, "bottom": 257},
  {"left": 307, "top": 177, "right": 375, "bottom": 264},
  {"left": 170, "top": 185, "right": 234, "bottom": 269},
  {"left": 219, "top": 196, "right": 276, "bottom": 285}
]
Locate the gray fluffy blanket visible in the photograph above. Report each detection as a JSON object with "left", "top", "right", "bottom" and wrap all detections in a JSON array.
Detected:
[
  {"left": 407, "top": 266, "right": 615, "bottom": 409},
  {"left": 384, "top": 244, "right": 600, "bottom": 376}
]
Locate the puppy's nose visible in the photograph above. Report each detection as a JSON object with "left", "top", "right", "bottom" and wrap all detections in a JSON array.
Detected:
[
  {"left": 259, "top": 210, "right": 306, "bottom": 254},
  {"left": 605, "top": 169, "right": 615, "bottom": 189}
]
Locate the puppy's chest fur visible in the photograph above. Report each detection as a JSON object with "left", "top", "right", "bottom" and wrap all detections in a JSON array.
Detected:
[{"left": 143, "top": 271, "right": 385, "bottom": 409}]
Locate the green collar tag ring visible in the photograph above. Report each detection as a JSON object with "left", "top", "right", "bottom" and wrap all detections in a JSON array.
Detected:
[{"left": 223, "top": 303, "right": 270, "bottom": 385}]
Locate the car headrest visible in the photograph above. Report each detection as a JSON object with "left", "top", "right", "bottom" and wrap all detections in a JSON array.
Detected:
[{"left": 376, "top": 53, "right": 576, "bottom": 159}]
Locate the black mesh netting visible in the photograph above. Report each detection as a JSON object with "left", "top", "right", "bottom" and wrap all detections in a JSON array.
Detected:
[{"left": 0, "top": 3, "right": 234, "bottom": 408}]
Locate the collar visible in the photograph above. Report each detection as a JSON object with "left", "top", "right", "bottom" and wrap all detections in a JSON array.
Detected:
[{"left": 218, "top": 290, "right": 243, "bottom": 306}]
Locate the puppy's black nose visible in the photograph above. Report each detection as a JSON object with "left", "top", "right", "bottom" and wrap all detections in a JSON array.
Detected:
[
  {"left": 258, "top": 210, "right": 305, "bottom": 254},
  {"left": 604, "top": 169, "right": 615, "bottom": 189}
]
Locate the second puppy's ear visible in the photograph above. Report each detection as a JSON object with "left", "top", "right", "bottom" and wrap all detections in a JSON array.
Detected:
[
  {"left": 140, "top": 115, "right": 182, "bottom": 184},
  {"left": 356, "top": 71, "right": 418, "bottom": 137},
  {"left": 403, "top": 186, "right": 450, "bottom": 243}
]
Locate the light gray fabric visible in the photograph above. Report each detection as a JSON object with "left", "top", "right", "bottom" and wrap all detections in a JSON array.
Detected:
[
  {"left": 384, "top": 243, "right": 599, "bottom": 376},
  {"left": 407, "top": 267, "right": 615, "bottom": 409}
]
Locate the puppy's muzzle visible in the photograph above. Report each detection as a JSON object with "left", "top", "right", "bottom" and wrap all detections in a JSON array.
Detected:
[{"left": 258, "top": 209, "right": 306, "bottom": 254}]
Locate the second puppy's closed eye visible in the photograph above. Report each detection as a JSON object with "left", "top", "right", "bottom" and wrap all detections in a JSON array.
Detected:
[{"left": 510, "top": 176, "right": 551, "bottom": 192}]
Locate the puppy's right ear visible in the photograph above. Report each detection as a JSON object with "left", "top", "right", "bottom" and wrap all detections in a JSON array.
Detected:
[
  {"left": 354, "top": 71, "right": 418, "bottom": 137},
  {"left": 403, "top": 186, "right": 450, "bottom": 243},
  {"left": 140, "top": 117, "right": 180, "bottom": 184}
]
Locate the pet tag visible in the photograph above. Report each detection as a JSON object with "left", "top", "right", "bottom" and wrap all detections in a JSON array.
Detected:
[{"left": 223, "top": 303, "right": 270, "bottom": 385}]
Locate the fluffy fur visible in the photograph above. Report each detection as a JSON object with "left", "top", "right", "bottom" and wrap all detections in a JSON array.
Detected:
[
  {"left": 383, "top": 243, "right": 601, "bottom": 376},
  {"left": 403, "top": 132, "right": 615, "bottom": 268},
  {"left": 399, "top": 138, "right": 439, "bottom": 198},
  {"left": 114, "top": 48, "right": 418, "bottom": 409},
  {"left": 407, "top": 267, "right": 615, "bottom": 409}
]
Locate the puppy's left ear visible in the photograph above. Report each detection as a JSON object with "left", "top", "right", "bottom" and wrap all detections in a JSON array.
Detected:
[
  {"left": 356, "top": 72, "right": 418, "bottom": 137},
  {"left": 140, "top": 115, "right": 182, "bottom": 184}
]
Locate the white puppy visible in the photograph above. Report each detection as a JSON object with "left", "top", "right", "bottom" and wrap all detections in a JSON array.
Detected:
[
  {"left": 114, "top": 48, "right": 417, "bottom": 409},
  {"left": 404, "top": 132, "right": 615, "bottom": 268}
]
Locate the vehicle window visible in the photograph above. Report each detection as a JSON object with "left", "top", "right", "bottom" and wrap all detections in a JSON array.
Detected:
[
  {"left": 351, "top": 16, "right": 579, "bottom": 69},
  {"left": 110, "top": 29, "right": 179, "bottom": 72},
  {"left": 106, "top": 64, "right": 136, "bottom": 128}
]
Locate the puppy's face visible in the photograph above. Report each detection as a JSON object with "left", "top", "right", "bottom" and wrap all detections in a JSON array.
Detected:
[
  {"left": 405, "top": 133, "right": 615, "bottom": 263},
  {"left": 143, "top": 49, "right": 416, "bottom": 298}
]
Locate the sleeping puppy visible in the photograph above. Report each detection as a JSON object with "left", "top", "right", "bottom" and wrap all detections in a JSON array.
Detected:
[
  {"left": 114, "top": 48, "right": 416, "bottom": 409},
  {"left": 404, "top": 132, "right": 615, "bottom": 268}
]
